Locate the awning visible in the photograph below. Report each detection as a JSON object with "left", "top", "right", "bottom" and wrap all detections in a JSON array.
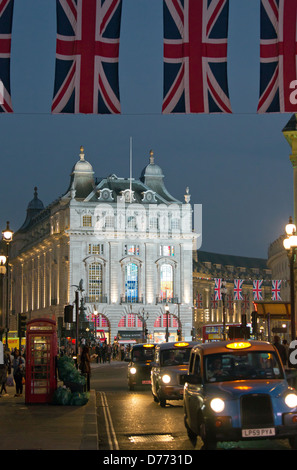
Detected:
[{"left": 254, "top": 302, "right": 291, "bottom": 319}]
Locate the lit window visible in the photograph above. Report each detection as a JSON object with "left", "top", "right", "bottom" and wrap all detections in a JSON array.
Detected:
[
  {"left": 88, "top": 244, "right": 104, "bottom": 255},
  {"left": 160, "top": 264, "right": 173, "bottom": 300},
  {"left": 88, "top": 263, "right": 103, "bottom": 302},
  {"left": 124, "top": 245, "right": 140, "bottom": 256},
  {"left": 125, "top": 263, "right": 138, "bottom": 302},
  {"left": 83, "top": 215, "right": 92, "bottom": 227},
  {"left": 160, "top": 245, "right": 175, "bottom": 256}
]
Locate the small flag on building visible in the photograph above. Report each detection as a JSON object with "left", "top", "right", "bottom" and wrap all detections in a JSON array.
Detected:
[
  {"left": 253, "top": 280, "right": 263, "bottom": 301},
  {"left": 272, "top": 280, "right": 282, "bottom": 301},
  {"left": 234, "top": 279, "right": 243, "bottom": 301}
]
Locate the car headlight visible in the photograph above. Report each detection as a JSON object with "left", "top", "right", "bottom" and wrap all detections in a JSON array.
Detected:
[
  {"left": 210, "top": 398, "right": 225, "bottom": 413},
  {"left": 130, "top": 367, "right": 137, "bottom": 375},
  {"left": 162, "top": 374, "right": 171, "bottom": 384},
  {"left": 285, "top": 393, "right": 297, "bottom": 408}
]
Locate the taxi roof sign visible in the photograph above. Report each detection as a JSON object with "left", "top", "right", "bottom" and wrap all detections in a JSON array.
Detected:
[
  {"left": 225, "top": 341, "right": 252, "bottom": 350},
  {"left": 174, "top": 342, "right": 189, "bottom": 347}
]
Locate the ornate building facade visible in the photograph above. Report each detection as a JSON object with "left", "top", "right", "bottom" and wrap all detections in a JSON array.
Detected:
[
  {"left": 193, "top": 250, "right": 272, "bottom": 340},
  {"left": 9, "top": 148, "right": 196, "bottom": 343}
]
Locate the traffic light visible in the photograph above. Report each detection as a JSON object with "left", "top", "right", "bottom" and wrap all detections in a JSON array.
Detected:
[
  {"left": 64, "top": 304, "right": 74, "bottom": 323},
  {"left": 177, "top": 329, "right": 182, "bottom": 339},
  {"left": 251, "top": 311, "right": 258, "bottom": 334},
  {"left": 18, "top": 313, "right": 27, "bottom": 338}
]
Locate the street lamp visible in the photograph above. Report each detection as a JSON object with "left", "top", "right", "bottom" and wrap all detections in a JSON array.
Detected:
[
  {"left": 165, "top": 303, "right": 169, "bottom": 342},
  {"left": 283, "top": 217, "right": 297, "bottom": 341},
  {"left": 2, "top": 221, "right": 13, "bottom": 346}
]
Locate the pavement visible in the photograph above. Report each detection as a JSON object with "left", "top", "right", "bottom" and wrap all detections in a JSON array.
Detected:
[{"left": 0, "top": 363, "right": 100, "bottom": 451}]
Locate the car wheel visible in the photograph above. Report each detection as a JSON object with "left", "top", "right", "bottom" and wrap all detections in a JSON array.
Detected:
[
  {"left": 184, "top": 415, "right": 197, "bottom": 442},
  {"left": 159, "top": 398, "right": 166, "bottom": 407},
  {"left": 153, "top": 394, "right": 159, "bottom": 403},
  {"left": 129, "top": 384, "right": 134, "bottom": 391},
  {"left": 289, "top": 436, "right": 297, "bottom": 449},
  {"left": 200, "top": 422, "right": 217, "bottom": 450}
]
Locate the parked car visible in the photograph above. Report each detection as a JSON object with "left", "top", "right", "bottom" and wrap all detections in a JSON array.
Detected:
[
  {"left": 151, "top": 341, "right": 199, "bottom": 407},
  {"left": 183, "top": 340, "right": 297, "bottom": 449},
  {"left": 127, "top": 343, "right": 156, "bottom": 390}
]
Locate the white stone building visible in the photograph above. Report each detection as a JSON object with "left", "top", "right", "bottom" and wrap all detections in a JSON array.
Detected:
[{"left": 10, "top": 148, "right": 196, "bottom": 343}]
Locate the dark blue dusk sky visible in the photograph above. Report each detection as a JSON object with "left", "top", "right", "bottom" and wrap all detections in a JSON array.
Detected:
[{"left": 0, "top": 0, "right": 293, "bottom": 259}]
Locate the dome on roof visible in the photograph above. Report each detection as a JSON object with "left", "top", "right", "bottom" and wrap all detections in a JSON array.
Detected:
[
  {"left": 19, "top": 187, "right": 44, "bottom": 231},
  {"left": 140, "top": 150, "right": 164, "bottom": 179},
  {"left": 27, "top": 187, "right": 44, "bottom": 211},
  {"left": 67, "top": 146, "right": 95, "bottom": 199},
  {"left": 71, "top": 146, "right": 94, "bottom": 174}
]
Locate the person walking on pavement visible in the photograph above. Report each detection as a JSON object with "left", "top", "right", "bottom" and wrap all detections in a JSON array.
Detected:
[
  {"left": 79, "top": 345, "right": 91, "bottom": 392},
  {"left": 13, "top": 349, "right": 25, "bottom": 397},
  {"left": 0, "top": 347, "right": 11, "bottom": 396},
  {"left": 273, "top": 336, "right": 287, "bottom": 366}
]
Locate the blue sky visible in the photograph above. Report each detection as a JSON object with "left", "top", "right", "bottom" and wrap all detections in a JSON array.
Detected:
[{"left": 0, "top": 0, "right": 293, "bottom": 259}]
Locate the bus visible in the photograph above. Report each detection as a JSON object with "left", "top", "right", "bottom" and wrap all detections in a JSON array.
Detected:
[
  {"left": 2, "top": 331, "right": 26, "bottom": 349},
  {"left": 202, "top": 323, "right": 250, "bottom": 342}
]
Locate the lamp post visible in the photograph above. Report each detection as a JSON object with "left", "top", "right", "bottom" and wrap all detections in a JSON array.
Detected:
[
  {"left": 283, "top": 217, "right": 297, "bottom": 342},
  {"left": 165, "top": 303, "right": 169, "bottom": 342},
  {"left": 0, "top": 253, "right": 7, "bottom": 341},
  {"left": 2, "top": 221, "right": 13, "bottom": 346}
]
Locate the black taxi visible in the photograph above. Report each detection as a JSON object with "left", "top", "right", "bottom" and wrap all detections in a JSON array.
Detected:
[
  {"left": 151, "top": 341, "right": 199, "bottom": 407},
  {"left": 126, "top": 343, "right": 156, "bottom": 390},
  {"left": 183, "top": 340, "right": 297, "bottom": 449}
]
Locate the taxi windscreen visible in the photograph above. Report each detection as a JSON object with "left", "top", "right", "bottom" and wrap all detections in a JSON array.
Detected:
[
  {"left": 132, "top": 348, "right": 155, "bottom": 362},
  {"left": 204, "top": 351, "right": 284, "bottom": 383},
  {"left": 160, "top": 348, "right": 191, "bottom": 366}
]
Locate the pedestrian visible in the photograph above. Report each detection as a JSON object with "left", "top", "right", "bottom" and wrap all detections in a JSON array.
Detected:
[
  {"left": 273, "top": 336, "right": 287, "bottom": 365},
  {"left": 79, "top": 345, "right": 91, "bottom": 392},
  {"left": 283, "top": 339, "right": 290, "bottom": 365},
  {"left": 13, "top": 349, "right": 25, "bottom": 397}
]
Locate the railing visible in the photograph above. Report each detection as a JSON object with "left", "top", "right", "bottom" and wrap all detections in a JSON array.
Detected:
[
  {"left": 84, "top": 295, "right": 108, "bottom": 304},
  {"left": 120, "top": 295, "right": 144, "bottom": 304},
  {"left": 156, "top": 296, "right": 179, "bottom": 304}
]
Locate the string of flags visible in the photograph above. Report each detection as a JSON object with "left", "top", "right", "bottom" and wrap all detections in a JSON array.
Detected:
[
  {"left": 2, "top": 0, "right": 297, "bottom": 114},
  {"left": 194, "top": 278, "right": 284, "bottom": 309}
]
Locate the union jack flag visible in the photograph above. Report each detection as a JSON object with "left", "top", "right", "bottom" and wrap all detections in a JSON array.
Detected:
[
  {"left": 272, "top": 279, "right": 282, "bottom": 300},
  {"left": 162, "top": 0, "right": 232, "bottom": 114},
  {"left": 234, "top": 279, "right": 243, "bottom": 301},
  {"left": 0, "top": 0, "right": 13, "bottom": 113},
  {"left": 227, "top": 294, "right": 233, "bottom": 311},
  {"left": 195, "top": 292, "right": 203, "bottom": 308},
  {"left": 52, "top": 0, "right": 122, "bottom": 114},
  {"left": 210, "top": 294, "right": 218, "bottom": 309},
  {"left": 253, "top": 280, "right": 263, "bottom": 301},
  {"left": 214, "top": 278, "right": 222, "bottom": 300},
  {"left": 241, "top": 293, "right": 250, "bottom": 312},
  {"left": 258, "top": 0, "right": 297, "bottom": 113}
]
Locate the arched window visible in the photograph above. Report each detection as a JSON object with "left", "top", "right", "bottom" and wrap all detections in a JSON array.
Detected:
[
  {"left": 88, "top": 262, "right": 103, "bottom": 302},
  {"left": 160, "top": 264, "right": 173, "bottom": 300},
  {"left": 125, "top": 263, "right": 138, "bottom": 302}
]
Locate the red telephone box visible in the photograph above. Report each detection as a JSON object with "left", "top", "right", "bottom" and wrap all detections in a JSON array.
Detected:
[{"left": 25, "top": 318, "right": 58, "bottom": 404}]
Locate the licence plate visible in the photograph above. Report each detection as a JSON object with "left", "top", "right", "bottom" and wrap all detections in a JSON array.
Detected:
[
  {"left": 242, "top": 428, "right": 275, "bottom": 438},
  {"left": 142, "top": 380, "right": 151, "bottom": 384}
]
